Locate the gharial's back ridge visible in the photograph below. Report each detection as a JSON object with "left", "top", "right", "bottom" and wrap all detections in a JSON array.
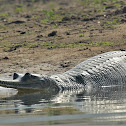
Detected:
[
  {"left": 51, "top": 51, "right": 126, "bottom": 89},
  {"left": 0, "top": 51, "right": 126, "bottom": 91}
]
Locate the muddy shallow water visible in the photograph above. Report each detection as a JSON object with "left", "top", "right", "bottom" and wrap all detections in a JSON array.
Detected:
[{"left": 0, "top": 86, "right": 126, "bottom": 126}]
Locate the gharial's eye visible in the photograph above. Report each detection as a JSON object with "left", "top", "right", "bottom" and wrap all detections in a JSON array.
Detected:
[{"left": 31, "top": 75, "right": 39, "bottom": 80}]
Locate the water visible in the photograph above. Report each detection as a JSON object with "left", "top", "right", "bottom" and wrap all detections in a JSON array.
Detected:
[{"left": 0, "top": 86, "right": 126, "bottom": 126}]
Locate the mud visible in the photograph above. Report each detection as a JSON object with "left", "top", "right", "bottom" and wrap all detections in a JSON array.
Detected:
[{"left": 0, "top": 0, "right": 126, "bottom": 77}]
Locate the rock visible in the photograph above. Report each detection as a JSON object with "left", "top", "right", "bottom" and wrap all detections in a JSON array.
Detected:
[
  {"left": 8, "top": 20, "right": 26, "bottom": 24},
  {"left": 71, "top": 16, "right": 77, "bottom": 19},
  {"left": 48, "top": 31, "right": 57, "bottom": 37},
  {"left": 78, "top": 47, "right": 88, "bottom": 51},
  {"left": 120, "top": 49, "right": 125, "bottom": 51},
  {"left": 5, "top": 47, "right": 16, "bottom": 52},
  {"left": 3, "top": 57, "right": 9, "bottom": 60},
  {"left": 114, "top": 9, "right": 121, "bottom": 15},
  {"left": 122, "top": 35, "right": 126, "bottom": 39},
  {"left": 121, "top": 19, "right": 126, "bottom": 23},
  {"left": 4, "top": 45, "right": 22, "bottom": 52},
  {"left": 103, "top": 2, "right": 107, "bottom": 5},
  {"left": 82, "top": 17, "right": 96, "bottom": 21},
  {"left": 60, "top": 61, "right": 71, "bottom": 68},
  {"left": 62, "top": 17, "right": 71, "bottom": 21},
  {"left": 16, "top": 30, "right": 26, "bottom": 34},
  {"left": 122, "top": 7, "right": 126, "bottom": 13},
  {"left": 37, "top": 35, "right": 43, "bottom": 38},
  {"left": 114, "top": 7, "right": 126, "bottom": 15},
  {"left": 20, "top": 31, "right": 26, "bottom": 34},
  {"left": 65, "top": 32, "right": 70, "bottom": 35},
  {"left": 106, "top": 5, "right": 115, "bottom": 9},
  {"left": 25, "top": 15, "right": 31, "bottom": 18}
]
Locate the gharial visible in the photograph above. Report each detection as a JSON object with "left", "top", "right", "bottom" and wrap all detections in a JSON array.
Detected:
[{"left": 0, "top": 51, "right": 126, "bottom": 92}]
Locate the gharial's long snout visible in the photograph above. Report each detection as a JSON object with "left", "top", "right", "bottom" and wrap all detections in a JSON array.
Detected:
[
  {"left": 0, "top": 73, "right": 60, "bottom": 91},
  {"left": 0, "top": 73, "right": 46, "bottom": 90},
  {"left": 0, "top": 79, "right": 37, "bottom": 89}
]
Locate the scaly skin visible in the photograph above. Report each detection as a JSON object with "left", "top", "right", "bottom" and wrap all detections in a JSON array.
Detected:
[{"left": 0, "top": 51, "right": 126, "bottom": 91}]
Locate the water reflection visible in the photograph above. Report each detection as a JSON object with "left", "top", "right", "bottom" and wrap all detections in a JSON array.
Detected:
[
  {"left": 0, "top": 87, "right": 18, "bottom": 98},
  {"left": 0, "top": 86, "right": 126, "bottom": 125}
]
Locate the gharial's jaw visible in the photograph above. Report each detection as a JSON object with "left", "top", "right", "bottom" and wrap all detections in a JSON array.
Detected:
[
  {"left": 0, "top": 73, "right": 43, "bottom": 90},
  {"left": 0, "top": 73, "right": 60, "bottom": 91},
  {"left": 0, "top": 79, "right": 44, "bottom": 90}
]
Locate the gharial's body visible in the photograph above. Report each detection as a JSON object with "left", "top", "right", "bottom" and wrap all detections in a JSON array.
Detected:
[{"left": 0, "top": 51, "right": 126, "bottom": 91}]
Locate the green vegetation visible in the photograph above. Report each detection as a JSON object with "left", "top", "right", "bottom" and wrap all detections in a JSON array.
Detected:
[
  {"left": 102, "top": 17, "right": 120, "bottom": 29},
  {"left": 0, "top": 24, "right": 7, "bottom": 31},
  {"left": 15, "top": 6, "right": 23, "bottom": 13},
  {"left": 41, "top": 9, "right": 54, "bottom": 23},
  {"left": 112, "top": 17, "right": 120, "bottom": 24},
  {"left": 114, "top": 2, "right": 122, "bottom": 7},
  {"left": 92, "top": 41, "right": 114, "bottom": 46},
  {"left": 79, "top": 34, "right": 85, "bottom": 37},
  {"left": 1, "top": 40, "right": 115, "bottom": 51},
  {"left": 103, "top": 21, "right": 118, "bottom": 29},
  {"left": 41, "top": 9, "right": 63, "bottom": 23},
  {"left": 80, "top": 0, "right": 118, "bottom": 6},
  {"left": 106, "top": 25, "right": 118, "bottom": 29},
  {"left": 40, "top": 41, "right": 114, "bottom": 49},
  {"left": 52, "top": 23, "right": 59, "bottom": 29},
  {"left": 14, "top": 3, "right": 24, "bottom": 14},
  {"left": 80, "top": 0, "right": 121, "bottom": 13},
  {"left": 0, "top": 12, "right": 10, "bottom": 18},
  {"left": 105, "top": 17, "right": 120, "bottom": 25}
]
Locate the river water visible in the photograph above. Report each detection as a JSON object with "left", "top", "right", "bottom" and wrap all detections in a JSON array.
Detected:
[{"left": 0, "top": 86, "right": 126, "bottom": 126}]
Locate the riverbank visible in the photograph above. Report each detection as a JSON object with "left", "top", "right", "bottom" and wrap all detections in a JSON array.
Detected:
[{"left": 0, "top": 0, "right": 126, "bottom": 76}]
